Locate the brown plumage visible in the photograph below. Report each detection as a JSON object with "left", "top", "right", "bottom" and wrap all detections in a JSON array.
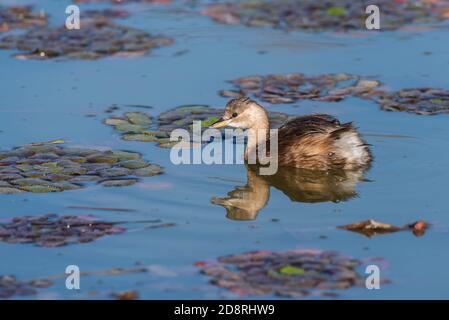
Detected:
[{"left": 211, "top": 97, "right": 372, "bottom": 171}]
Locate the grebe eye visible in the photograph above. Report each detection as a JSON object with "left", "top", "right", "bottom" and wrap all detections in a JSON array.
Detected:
[{"left": 232, "top": 112, "right": 238, "bottom": 118}]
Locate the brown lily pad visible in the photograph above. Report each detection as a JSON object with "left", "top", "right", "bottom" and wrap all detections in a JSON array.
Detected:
[
  {"left": 84, "top": 9, "right": 130, "bottom": 20},
  {"left": 198, "top": 249, "right": 367, "bottom": 297},
  {"left": 377, "top": 88, "right": 449, "bottom": 115},
  {"left": 0, "top": 275, "right": 52, "bottom": 299},
  {"left": 0, "top": 214, "right": 126, "bottom": 247},
  {"left": 220, "top": 73, "right": 383, "bottom": 104},
  {"left": 202, "top": 0, "right": 449, "bottom": 32},
  {"left": 75, "top": 0, "right": 171, "bottom": 4},
  {"left": 0, "top": 6, "right": 47, "bottom": 33},
  {"left": 0, "top": 17, "right": 173, "bottom": 60}
]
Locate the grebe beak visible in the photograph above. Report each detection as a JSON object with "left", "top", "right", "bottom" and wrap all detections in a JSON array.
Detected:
[{"left": 210, "top": 117, "right": 232, "bottom": 129}]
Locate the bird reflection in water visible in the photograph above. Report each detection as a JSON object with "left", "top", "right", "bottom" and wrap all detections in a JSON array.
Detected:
[{"left": 211, "top": 164, "right": 369, "bottom": 221}]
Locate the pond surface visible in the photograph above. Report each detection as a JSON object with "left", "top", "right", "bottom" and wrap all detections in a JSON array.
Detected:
[{"left": 1, "top": 0, "right": 449, "bottom": 299}]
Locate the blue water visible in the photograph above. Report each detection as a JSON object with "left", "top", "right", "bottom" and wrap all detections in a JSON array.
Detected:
[{"left": 1, "top": 0, "right": 449, "bottom": 299}]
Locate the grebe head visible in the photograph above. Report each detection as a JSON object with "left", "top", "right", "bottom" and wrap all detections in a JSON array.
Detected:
[{"left": 211, "top": 97, "right": 269, "bottom": 130}]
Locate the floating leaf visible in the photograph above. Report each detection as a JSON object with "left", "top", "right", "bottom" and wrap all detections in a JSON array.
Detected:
[
  {"left": 279, "top": 265, "right": 305, "bottom": 275},
  {"left": 0, "top": 17, "right": 172, "bottom": 60},
  {"left": 338, "top": 219, "right": 430, "bottom": 237},
  {"left": 221, "top": 73, "right": 383, "bottom": 105},
  {"left": 0, "top": 275, "right": 52, "bottom": 299},
  {"left": 198, "top": 249, "right": 367, "bottom": 297},
  {"left": 0, "top": 5, "right": 47, "bottom": 32},
  {"left": 202, "top": 0, "right": 449, "bottom": 32},
  {"left": 0, "top": 144, "right": 161, "bottom": 193},
  {"left": 326, "top": 7, "right": 347, "bottom": 17},
  {"left": 0, "top": 214, "right": 126, "bottom": 247},
  {"left": 377, "top": 88, "right": 449, "bottom": 115}
]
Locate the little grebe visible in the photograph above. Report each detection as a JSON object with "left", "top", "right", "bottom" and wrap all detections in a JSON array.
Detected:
[{"left": 211, "top": 97, "right": 372, "bottom": 170}]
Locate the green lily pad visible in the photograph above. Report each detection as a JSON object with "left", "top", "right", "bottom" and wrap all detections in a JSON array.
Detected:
[
  {"left": 0, "top": 143, "right": 161, "bottom": 194},
  {"left": 119, "top": 160, "right": 150, "bottom": 170},
  {"left": 114, "top": 123, "right": 146, "bottom": 133},
  {"left": 104, "top": 105, "right": 292, "bottom": 148},
  {"left": 101, "top": 179, "right": 138, "bottom": 187},
  {"left": 125, "top": 112, "right": 152, "bottom": 126},
  {"left": 122, "top": 133, "right": 159, "bottom": 142},
  {"left": 326, "top": 7, "right": 347, "bottom": 17},
  {"left": 111, "top": 150, "right": 141, "bottom": 161},
  {"left": 133, "top": 165, "right": 162, "bottom": 177},
  {"left": 20, "top": 185, "right": 61, "bottom": 193},
  {"left": 279, "top": 265, "right": 305, "bottom": 275}
]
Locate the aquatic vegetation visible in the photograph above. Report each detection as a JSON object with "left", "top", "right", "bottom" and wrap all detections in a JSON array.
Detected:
[
  {"left": 377, "top": 88, "right": 449, "bottom": 115},
  {"left": 0, "top": 143, "right": 162, "bottom": 194},
  {"left": 0, "top": 17, "right": 173, "bottom": 60},
  {"left": 104, "top": 105, "right": 292, "bottom": 147},
  {"left": 220, "top": 73, "right": 383, "bottom": 104},
  {"left": 338, "top": 219, "right": 430, "bottom": 237},
  {"left": 111, "top": 290, "right": 139, "bottom": 300},
  {"left": 0, "top": 6, "right": 47, "bottom": 33},
  {"left": 0, "top": 214, "right": 125, "bottom": 247},
  {"left": 222, "top": 73, "right": 449, "bottom": 116},
  {"left": 0, "top": 275, "right": 52, "bottom": 298},
  {"left": 84, "top": 9, "right": 130, "bottom": 19},
  {"left": 202, "top": 0, "right": 449, "bottom": 32},
  {"left": 75, "top": 0, "right": 170, "bottom": 4},
  {"left": 198, "top": 249, "right": 366, "bottom": 297}
]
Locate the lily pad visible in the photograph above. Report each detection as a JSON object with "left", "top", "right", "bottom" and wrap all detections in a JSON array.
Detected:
[
  {"left": 104, "top": 105, "right": 292, "bottom": 147},
  {"left": 0, "top": 143, "right": 161, "bottom": 194},
  {"left": 0, "top": 275, "right": 52, "bottom": 299},
  {"left": 198, "top": 249, "right": 368, "bottom": 297},
  {"left": 279, "top": 265, "right": 305, "bottom": 275},
  {"left": 100, "top": 179, "right": 138, "bottom": 187},
  {"left": 84, "top": 9, "right": 130, "bottom": 20},
  {"left": 0, "top": 214, "right": 126, "bottom": 247},
  {"left": 202, "top": 0, "right": 449, "bottom": 32},
  {"left": 377, "top": 88, "right": 449, "bottom": 115},
  {"left": 125, "top": 112, "right": 152, "bottom": 126},
  {"left": 0, "top": 187, "right": 24, "bottom": 194},
  {"left": 0, "top": 17, "right": 173, "bottom": 60},
  {"left": 0, "top": 5, "right": 47, "bottom": 33},
  {"left": 220, "top": 73, "right": 383, "bottom": 104},
  {"left": 75, "top": 0, "right": 170, "bottom": 4}
]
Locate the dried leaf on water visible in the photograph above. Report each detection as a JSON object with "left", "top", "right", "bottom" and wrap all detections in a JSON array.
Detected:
[{"left": 111, "top": 290, "right": 139, "bottom": 300}]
